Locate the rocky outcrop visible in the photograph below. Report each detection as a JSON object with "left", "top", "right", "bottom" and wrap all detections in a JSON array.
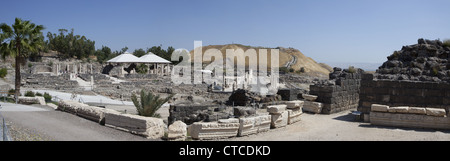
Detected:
[{"left": 376, "top": 39, "right": 450, "bottom": 82}]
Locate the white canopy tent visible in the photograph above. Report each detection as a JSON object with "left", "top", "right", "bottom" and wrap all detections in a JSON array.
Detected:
[
  {"left": 106, "top": 52, "right": 143, "bottom": 63},
  {"left": 106, "top": 52, "right": 172, "bottom": 76}
]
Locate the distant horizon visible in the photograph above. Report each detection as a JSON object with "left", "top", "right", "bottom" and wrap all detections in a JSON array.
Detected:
[{"left": 1, "top": 0, "right": 449, "bottom": 64}]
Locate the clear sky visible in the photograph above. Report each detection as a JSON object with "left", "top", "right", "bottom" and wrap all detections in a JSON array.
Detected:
[{"left": 1, "top": 0, "right": 449, "bottom": 63}]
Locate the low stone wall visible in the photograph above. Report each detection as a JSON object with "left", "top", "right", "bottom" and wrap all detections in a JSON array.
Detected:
[
  {"left": 188, "top": 118, "right": 240, "bottom": 140},
  {"left": 369, "top": 104, "right": 450, "bottom": 130},
  {"left": 238, "top": 114, "right": 271, "bottom": 136},
  {"left": 18, "top": 96, "right": 46, "bottom": 105},
  {"left": 58, "top": 100, "right": 108, "bottom": 124},
  {"left": 358, "top": 73, "right": 450, "bottom": 114},
  {"left": 58, "top": 100, "right": 165, "bottom": 139},
  {"left": 105, "top": 111, "right": 165, "bottom": 139}
]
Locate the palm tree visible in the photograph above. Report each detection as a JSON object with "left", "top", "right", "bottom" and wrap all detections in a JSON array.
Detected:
[
  {"left": 0, "top": 18, "right": 45, "bottom": 102},
  {"left": 131, "top": 90, "right": 174, "bottom": 118}
]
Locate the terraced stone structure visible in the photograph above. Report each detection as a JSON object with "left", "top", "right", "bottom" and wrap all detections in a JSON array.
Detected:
[{"left": 309, "top": 67, "right": 363, "bottom": 114}]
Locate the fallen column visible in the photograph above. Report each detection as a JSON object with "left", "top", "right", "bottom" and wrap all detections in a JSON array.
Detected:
[{"left": 188, "top": 118, "right": 240, "bottom": 140}]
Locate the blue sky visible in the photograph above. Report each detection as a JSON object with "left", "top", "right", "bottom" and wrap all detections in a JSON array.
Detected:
[{"left": 1, "top": 0, "right": 449, "bottom": 63}]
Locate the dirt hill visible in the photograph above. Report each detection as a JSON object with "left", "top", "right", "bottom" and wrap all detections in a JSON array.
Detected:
[{"left": 189, "top": 44, "right": 332, "bottom": 76}]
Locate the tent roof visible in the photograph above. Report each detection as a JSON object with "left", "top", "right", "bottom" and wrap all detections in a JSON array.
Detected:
[
  {"left": 106, "top": 52, "right": 143, "bottom": 63},
  {"left": 139, "top": 52, "right": 171, "bottom": 64}
]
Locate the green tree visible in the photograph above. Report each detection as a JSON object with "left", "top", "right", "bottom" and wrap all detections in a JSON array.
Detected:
[
  {"left": 0, "top": 18, "right": 45, "bottom": 101},
  {"left": 133, "top": 48, "right": 146, "bottom": 57},
  {"left": 46, "top": 28, "right": 95, "bottom": 59},
  {"left": 131, "top": 90, "right": 173, "bottom": 118}
]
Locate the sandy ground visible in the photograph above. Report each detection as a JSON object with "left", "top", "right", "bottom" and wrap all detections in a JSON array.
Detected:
[{"left": 228, "top": 110, "right": 450, "bottom": 141}]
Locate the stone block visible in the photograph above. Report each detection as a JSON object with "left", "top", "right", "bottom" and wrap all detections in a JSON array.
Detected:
[
  {"left": 408, "top": 107, "right": 427, "bottom": 115},
  {"left": 303, "top": 101, "right": 322, "bottom": 114},
  {"left": 302, "top": 94, "right": 318, "bottom": 101},
  {"left": 18, "top": 96, "right": 46, "bottom": 105},
  {"left": 255, "top": 114, "right": 271, "bottom": 133},
  {"left": 426, "top": 108, "right": 447, "bottom": 117},
  {"left": 288, "top": 108, "right": 302, "bottom": 124},
  {"left": 285, "top": 100, "right": 304, "bottom": 109},
  {"left": 188, "top": 119, "right": 240, "bottom": 140},
  {"left": 388, "top": 106, "right": 409, "bottom": 114},
  {"left": 370, "top": 111, "right": 450, "bottom": 130},
  {"left": 267, "top": 104, "right": 287, "bottom": 114},
  {"left": 168, "top": 121, "right": 187, "bottom": 141},
  {"left": 105, "top": 112, "right": 165, "bottom": 139},
  {"left": 238, "top": 117, "right": 257, "bottom": 137},
  {"left": 371, "top": 104, "right": 390, "bottom": 112},
  {"left": 270, "top": 111, "right": 288, "bottom": 128}
]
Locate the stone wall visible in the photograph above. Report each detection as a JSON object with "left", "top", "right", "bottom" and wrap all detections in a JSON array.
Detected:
[
  {"left": 24, "top": 73, "right": 78, "bottom": 89},
  {"left": 369, "top": 104, "right": 450, "bottom": 130},
  {"left": 358, "top": 73, "right": 450, "bottom": 114},
  {"left": 309, "top": 68, "right": 361, "bottom": 114}
]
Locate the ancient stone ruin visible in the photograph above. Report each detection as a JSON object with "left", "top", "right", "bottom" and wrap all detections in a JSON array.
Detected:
[
  {"left": 309, "top": 67, "right": 363, "bottom": 114},
  {"left": 359, "top": 39, "right": 450, "bottom": 120}
]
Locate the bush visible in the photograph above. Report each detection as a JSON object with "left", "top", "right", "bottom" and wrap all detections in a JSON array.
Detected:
[
  {"left": 0, "top": 68, "right": 7, "bottom": 78},
  {"left": 444, "top": 40, "right": 450, "bottom": 48},
  {"left": 25, "top": 91, "right": 35, "bottom": 97},
  {"left": 43, "top": 92, "right": 52, "bottom": 102},
  {"left": 28, "top": 63, "right": 33, "bottom": 68},
  {"left": 131, "top": 90, "right": 174, "bottom": 117},
  {"left": 289, "top": 68, "right": 295, "bottom": 73},
  {"left": 35, "top": 92, "right": 43, "bottom": 96},
  {"left": 7, "top": 89, "right": 15, "bottom": 96},
  {"left": 348, "top": 66, "right": 356, "bottom": 73},
  {"left": 279, "top": 67, "right": 289, "bottom": 73},
  {"left": 136, "top": 64, "right": 148, "bottom": 74}
]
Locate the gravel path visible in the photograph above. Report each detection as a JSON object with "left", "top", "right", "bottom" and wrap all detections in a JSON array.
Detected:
[{"left": 228, "top": 109, "right": 450, "bottom": 141}]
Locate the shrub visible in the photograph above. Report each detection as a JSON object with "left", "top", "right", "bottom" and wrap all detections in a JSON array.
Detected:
[
  {"left": 25, "top": 91, "right": 35, "bottom": 97},
  {"left": 444, "top": 40, "right": 450, "bottom": 48},
  {"left": 35, "top": 92, "right": 43, "bottom": 96},
  {"left": 279, "top": 67, "right": 289, "bottom": 73},
  {"left": 0, "top": 68, "right": 7, "bottom": 78},
  {"left": 43, "top": 92, "right": 52, "bottom": 102},
  {"left": 136, "top": 64, "right": 148, "bottom": 74},
  {"left": 28, "top": 63, "right": 33, "bottom": 68},
  {"left": 131, "top": 90, "right": 174, "bottom": 117},
  {"left": 7, "top": 89, "right": 15, "bottom": 96},
  {"left": 348, "top": 66, "right": 356, "bottom": 73},
  {"left": 299, "top": 67, "right": 305, "bottom": 73},
  {"left": 289, "top": 68, "right": 295, "bottom": 73}
]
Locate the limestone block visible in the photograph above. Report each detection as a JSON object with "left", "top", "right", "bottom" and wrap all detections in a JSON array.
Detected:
[
  {"left": 271, "top": 111, "right": 288, "bottom": 128},
  {"left": 303, "top": 101, "right": 322, "bottom": 114},
  {"left": 285, "top": 100, "right": 304, "bottom": 109},
  {"left": 105, "top": 112, "right": 165, "bottom": 139},
  {"left": 302, "top": 94, "right": 318, "bottom": 101},
  {"left": 426, "top": 108, "right": 447, "bottom": 117},
  {"left": 267, "top": 104, "right": 287, "bottom": 114},
  {"left": 18, "top": 96, "right": 46, "bottom": 105},
  {"left": 189, "top": 119, "right": 240, "bottom": 140},
  {"left": 238, "top": 117, "right": 257, "bottom": 137},
  {"left": 255, "top": 115, "right": 271, "bottom": 133},
  {"left": 388, "top": 106, "right": 409, "bottom": 114},
  {"left": 371, "top": 104, "right": 389, "bottom": 112},
  {"left": 288, "top": 108, "right": 302, "bottom": 124},
  {"left": 370, "top": 111, "right": 450, "bottom": 130},
  {"left": 168, "top": 121, "right": 187, "bottom": 141},
  {"left": 408, "top": 107, "right": 427, "bottom": 115},
  {"left": 76, "top": 105, "right": 107, "bottom": 124},
  {"left": 57, "top": 100, "right": 89, "bottom": 114}
]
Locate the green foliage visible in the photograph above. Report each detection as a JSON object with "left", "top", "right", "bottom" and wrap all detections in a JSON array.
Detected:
[
  {"left": 43, "top": 92, "right": 52, "bottom": 102},
  {"left": 7, "top": 89, "right": 15, "bottom": 96},
  {"left": 131, "top": 90, "right": 174, "bottom": 118},
  {"left": 300, "top": 67, "right": 305, "bottom": 73},
  {"left": 147, "top": 45, "right": 176, "bottom": 64},
  {"left": 289, "top": 68, "right": 294, "bottom": 73},
  {"left": 95, "top": 46, "right": 114, "bottom": 63},
  {"left": 25, "top": 91, "right": 35, "bottom": 97},
  {"left": 46, "top": 28, "right": 95, "bottom": 59},
  {"left": 444, "top": 40, "right": 450, "bottom": 48},
  {"left": 28, "top": 63, "right": 33, "bottom": 68},
  {"left": 136, "top": 64, "right": 148, "bottom": 74},
  {"left": 133, "top": 48, "right": 146, "bottom": 57},
  {"left": 279, "top": 67, "right": 289, "bottom": 73},
  {"left": 0, "top": 68, "right": 7, "bottom": 78},
  {"left": 348, "top": 66, "right": 356, "bottom": 73},
  {"left": 35, "top": 92, "right": 43, "bottom": 96}
]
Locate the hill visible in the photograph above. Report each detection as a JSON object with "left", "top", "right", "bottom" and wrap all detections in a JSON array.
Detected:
[{"left": 189, "top": 44, "right": 332, "bottom": 76}]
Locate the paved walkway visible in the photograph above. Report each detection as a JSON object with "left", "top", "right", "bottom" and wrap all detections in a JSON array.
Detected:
[{"left": 1, "top": 104, "right": 151, "bottom": 141}]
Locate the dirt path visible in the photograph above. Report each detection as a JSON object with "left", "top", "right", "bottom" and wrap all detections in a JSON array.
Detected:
[{"left": 228, "top": 110, "right": 450, "bottom": 141}]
